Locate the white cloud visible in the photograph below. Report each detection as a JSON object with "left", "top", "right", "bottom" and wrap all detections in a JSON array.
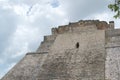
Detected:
[
  {"left": 3, "top": 25, "right": 40, "bottom": 57},
  {"left": 58, "top": 0, "right": 111, "bottom": 21},
  {"left": 84, "top": 11, "right": 120, "bottom": 28},
  {"left": 0, "top": 74, "right": 3, "bottom": 79},
  {"left": 0, "top": 59, "right": 3, "bottom": 64},
  {"left": 13, "top": 4, "right": 29, "bottom": 16}
]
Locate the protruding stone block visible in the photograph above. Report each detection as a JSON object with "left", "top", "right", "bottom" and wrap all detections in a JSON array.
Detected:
[{"left": 109, "top": 21, "right": 114, "bottom": 29}]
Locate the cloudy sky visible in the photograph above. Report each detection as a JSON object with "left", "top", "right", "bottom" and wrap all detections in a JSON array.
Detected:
[{"left": 0, "top": 0, "right": 120, "bottom": 79}]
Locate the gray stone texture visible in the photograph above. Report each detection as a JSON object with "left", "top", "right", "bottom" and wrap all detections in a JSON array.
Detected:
[
  {"left": 2, "top": 52, "right": 48, "bottom": 80},
  {"left": 1, "top": 20, "right": 120, "bottom": 80},
  {"left": 105, "top": 33, "right": 120, "bottom": 80}
]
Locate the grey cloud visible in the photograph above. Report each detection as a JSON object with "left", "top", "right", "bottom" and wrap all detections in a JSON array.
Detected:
[
  {"left": 59, "top": 0, "right": 110, "bottom": 21},
  {"left": 0, "top": 8, "right": 18, "bottom": 53},
  {"left": 0, "top": 6, "right": 19, "bottom": 79}
]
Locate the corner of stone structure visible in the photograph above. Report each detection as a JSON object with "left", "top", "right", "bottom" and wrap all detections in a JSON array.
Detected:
[
  {"left": 26, "top": 52, "right": 48, "bottom": 55},
  {"left": 109, "top": 21, "right": 114, "bottom": 30},
  {"left": 51, "top": 20, "right": 112, "bottom": 35},
  {"left": 51, "top": 27, "right": 58, "bottom": 35}
]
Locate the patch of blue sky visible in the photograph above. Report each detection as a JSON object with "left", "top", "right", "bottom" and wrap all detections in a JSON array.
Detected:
[{"left": 51, "top": 0, "right": 59, "bottom": 8}]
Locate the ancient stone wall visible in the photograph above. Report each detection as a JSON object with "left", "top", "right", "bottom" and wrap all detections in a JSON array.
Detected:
[
  {"left": 52, "top": 20, "right": 113, "bottom": 35},
  {"left": 105, "top": 29, "right": 120, "bottom": 80},
  {"left": 36, "top": 35, "right": 57, "bottom": 52},
  {"left": 39, "top": 30, "right": 106, "bottom": 80},
  {"left": 2, "top": 20, "right": 119, "bottom": 80},
  {"left": 2, "top": 52, "right": 48, "bottom": 80}
]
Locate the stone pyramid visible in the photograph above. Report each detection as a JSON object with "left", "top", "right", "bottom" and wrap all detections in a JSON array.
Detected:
[{"left": 2, "top": 20, "right": 120, "bottom": 80}]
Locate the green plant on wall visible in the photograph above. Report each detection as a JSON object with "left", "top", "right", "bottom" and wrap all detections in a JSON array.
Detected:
[{"left": 108, "top": 0, "right": 120, "bottom": 18}]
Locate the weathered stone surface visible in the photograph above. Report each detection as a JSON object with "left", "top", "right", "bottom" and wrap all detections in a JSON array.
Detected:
[
  {"left": 40, "top": 30, "right": 106, "bottom": 80},
  {"left": 2, "top": 20, "right": 120, "bottom": 80},
  {"left": 105, "top": 35, "right": 120, "bottom": 80},
  {"left": 36, "top": 35, "right": 57, "bottom": 52},
  {"left": 2, "top": 52, "right": 48, "bottom": 80},
  {"left": 52, "top": 20, "right": 110, "bottom": 35}
]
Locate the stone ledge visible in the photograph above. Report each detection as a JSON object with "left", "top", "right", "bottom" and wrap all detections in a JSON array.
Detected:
[
  {"left": 105, "top": 45, "right": 120, "bottom": 48},
  {"left": 105, "top": 42, "right": 120, "bottom": 48},
  {"left": 26, "top": 52, "right": 48, "bottom": 55},
  {"left": 106, "top": 29, "right": 120, "bottom": 37},
  {"left": 52, "top": 20, "right": 110, "bottom": 35}
]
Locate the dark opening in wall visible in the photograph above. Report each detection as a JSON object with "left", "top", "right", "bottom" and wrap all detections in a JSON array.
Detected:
[{"left": 76, "top": 42, "right": 79, "bottom": 48}]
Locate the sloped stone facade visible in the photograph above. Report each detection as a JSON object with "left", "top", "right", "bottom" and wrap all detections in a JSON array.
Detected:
[{"left": 2, "top": 20, "right": 120, "bottom": 80}]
